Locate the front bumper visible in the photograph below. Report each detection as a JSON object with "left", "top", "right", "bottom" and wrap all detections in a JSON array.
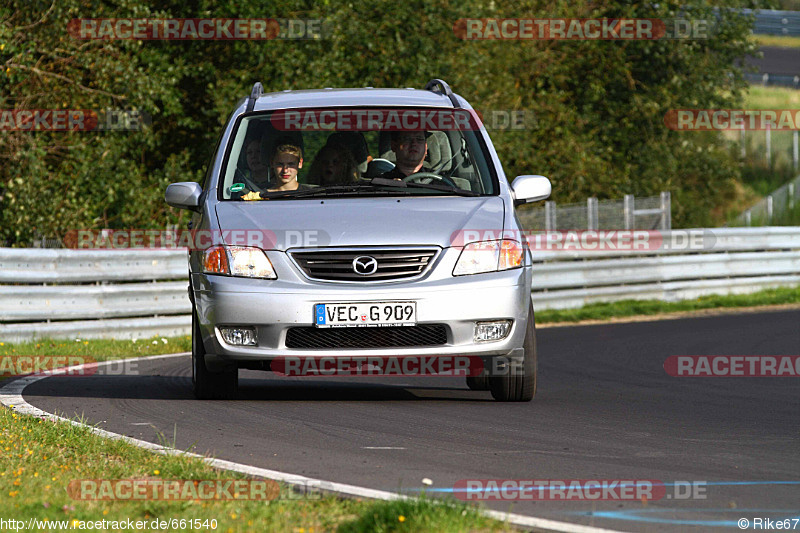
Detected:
[{"left": 192, "top": 247, "right": 532, "bottom": 365}]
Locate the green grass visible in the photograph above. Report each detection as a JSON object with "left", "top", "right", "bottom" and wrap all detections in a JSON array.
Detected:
[
  {"left": 0, "top": 408, "right": 512, "bottom": 532},
  {"left": 336, "top": 498, "right": 510, "bottom": 533},
  {"left": 0, "top": 336, "right": 191, "bottom": 361},
  {"left": 0, "top": 336, "right": 193, "bottom": 382},
  {"left": 728, "top": 189, "right": 800, "bottom": 226},
  {"left": 720, "top": 85, "right": 799, "bottom": 224},
  {"left": 535, "top": 286, "right": 800, "bottom": 324},
  {"left": 736, "top": 129, "right": 798, "bottom": 173},
  {"left": 738, "top": 165, "right": 797, "bottom": 197},
  {"left": 752, "top": 34, "right": 800, "bottom": 49},
  {"left": 770, "top": 0, "right": 800, "bottom": 11},
  {"left": 731, "top": 87, "right": 799, "bottom": 175},
  {"left": 0, "top": 336, "right": 192, "bottom": 384},
  {"left": 771, "top": 200, "right": 800, "bottom": 225},
  {"left": 743, "top": 85, "right": 800, "bottom": 110},
  {"left": 0, "top": 338, "right": 512, "bottom": 532}
]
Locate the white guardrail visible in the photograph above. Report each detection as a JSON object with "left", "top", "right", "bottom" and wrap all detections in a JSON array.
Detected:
[{"left": 1, "top": 227, "right": 799, "bottom": 342}]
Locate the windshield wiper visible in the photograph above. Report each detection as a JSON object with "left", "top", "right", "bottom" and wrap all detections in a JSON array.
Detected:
[
  {"left": 256, "top": 184, "right": 412, "bottom": 200},
  {"left": 370, "top": 177, "right": 479, "bottom": 197}
]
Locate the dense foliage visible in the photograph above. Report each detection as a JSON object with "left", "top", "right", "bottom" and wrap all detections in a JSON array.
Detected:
[{"left": 0, "top": 0, "right": 762, "bottom": 244}]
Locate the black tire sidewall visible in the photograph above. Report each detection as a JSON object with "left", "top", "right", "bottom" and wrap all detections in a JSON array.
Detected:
[{"left": 489, "top": 301, "right": 537, "bottom": 401}]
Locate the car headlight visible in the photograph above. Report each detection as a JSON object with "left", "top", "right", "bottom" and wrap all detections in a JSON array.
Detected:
[
  {"left": 452, "top": 239, "right": 523, "bottom": 276},
  {"left": 202, "top": 245, "right": 277, "bottom": 279}
]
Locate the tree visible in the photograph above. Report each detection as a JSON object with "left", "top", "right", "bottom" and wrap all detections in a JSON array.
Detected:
[{"left": 0, "top": 0, "right": 762, "bottom": 245}]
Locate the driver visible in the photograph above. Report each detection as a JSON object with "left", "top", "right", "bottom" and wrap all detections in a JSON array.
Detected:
[{"left": 378, "top": 131, "right": 430, "bottom": 180}]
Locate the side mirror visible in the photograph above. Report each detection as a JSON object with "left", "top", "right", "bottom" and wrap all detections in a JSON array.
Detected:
[
  {"left": 511, "top": 175, "right": 551, "bottom": 206},
  {"left": 165, "top": 182, "right": 203, "bottom": 211}
]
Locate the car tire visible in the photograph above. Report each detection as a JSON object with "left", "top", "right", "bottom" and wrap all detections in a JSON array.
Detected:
[
  {"left": 489, "top": 302, "right": 537, "bottom": 402},
  {"left": 192, "top": 311, "right": 238, "bottom": 400},
  {"left": 466, "top": 373, "right": 490, "bottom": 390}
]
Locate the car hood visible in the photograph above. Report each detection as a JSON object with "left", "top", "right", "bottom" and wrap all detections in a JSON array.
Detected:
[{"left": 214, "top": 196, "right": 505, "bottom": 250}]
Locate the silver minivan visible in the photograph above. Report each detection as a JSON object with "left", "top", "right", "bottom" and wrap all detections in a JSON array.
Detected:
[{"left": 165, "top": 79, "right": 550, "bottom": 402}]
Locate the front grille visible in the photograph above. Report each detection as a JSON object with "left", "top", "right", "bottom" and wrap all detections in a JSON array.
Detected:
[
  {"left": 290, "top": 248, "right": 438, "bottom": 282},
  {"left": 285, "top": 325, "right": 448, "bottom": 349}
]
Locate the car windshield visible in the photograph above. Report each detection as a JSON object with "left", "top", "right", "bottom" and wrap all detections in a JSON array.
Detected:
[{"left": 219, "top": 107, "right": 497, "bottom": 200}]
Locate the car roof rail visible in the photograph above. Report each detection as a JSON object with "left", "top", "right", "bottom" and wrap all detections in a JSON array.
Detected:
[
  {"left": 424, "top": 78, "right": 460, "bottom": 108},
  {"left": 246, "top": 82, "right": 263, "bottom": 113}
]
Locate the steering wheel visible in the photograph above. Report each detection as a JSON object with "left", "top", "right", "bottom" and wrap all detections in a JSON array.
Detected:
[{"left": 402, "top": 172, "right": 458, "bottom": 188}]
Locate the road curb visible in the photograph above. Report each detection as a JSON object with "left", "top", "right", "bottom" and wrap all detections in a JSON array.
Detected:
[{"left": 0, "top": 352, "right": 626, "bottom": 533}]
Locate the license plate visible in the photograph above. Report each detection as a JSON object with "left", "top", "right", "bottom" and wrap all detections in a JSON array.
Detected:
[{"left": 314, "top": 302, "right": 416, "bottom": 328}]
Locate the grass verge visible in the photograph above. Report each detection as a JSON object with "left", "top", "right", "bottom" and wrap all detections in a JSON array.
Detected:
[
  {"left": 0, "top": 340, "right": 512, "bottom": 532},
  {"left": 535, "top": 286, "right": 800, "bottom": 324},
  {"left": 0, "top": 409, "right": 510, "bottom": 532},
  {"left": 0, "top": 336, "right": 191, "bottom": 362},
  {"left": 743, "top": 85, "right": 800, "bottom": 110},
  {"left": 752, "top": 34, "right": 800, "bottom": 49}
]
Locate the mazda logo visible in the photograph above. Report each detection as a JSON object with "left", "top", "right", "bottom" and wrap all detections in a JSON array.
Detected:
[{"left": 352, "top": 256, "right": 378, "bottom": 275}]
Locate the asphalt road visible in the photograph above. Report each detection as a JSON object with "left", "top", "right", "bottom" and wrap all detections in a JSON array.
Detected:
[
  {"left": 20, "top": 309, "right": 800, "bottom": 532},
  {"left": 746, "top": 46, "right": 800, "bottom": 76}
]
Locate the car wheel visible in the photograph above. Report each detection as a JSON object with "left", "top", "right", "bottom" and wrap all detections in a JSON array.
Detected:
[
  {"left": 489, "top": 302, "right": 537, "bottom": 402},
  {"left": 192, "top": 311, "right": 238, "bottom": 400},
  {"left": 466, "top": 372, "right": 490, "bottom": 390}
]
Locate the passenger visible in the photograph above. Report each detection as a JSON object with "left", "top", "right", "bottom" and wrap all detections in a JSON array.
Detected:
[
  {"left": 243, "top": 138, "right": 271, "bottom": 190},
  {"left": 242, "top": 142, "right": 308, "bottom": 199},
  {"left": 377, "top": 131, "right": 429, "bottom": 180},
  {"left": 308, "top": 143, "right": 359, "bottom": 186},
  {"left": 268, "top": 142, "right": 305, "bottom": 191}
]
